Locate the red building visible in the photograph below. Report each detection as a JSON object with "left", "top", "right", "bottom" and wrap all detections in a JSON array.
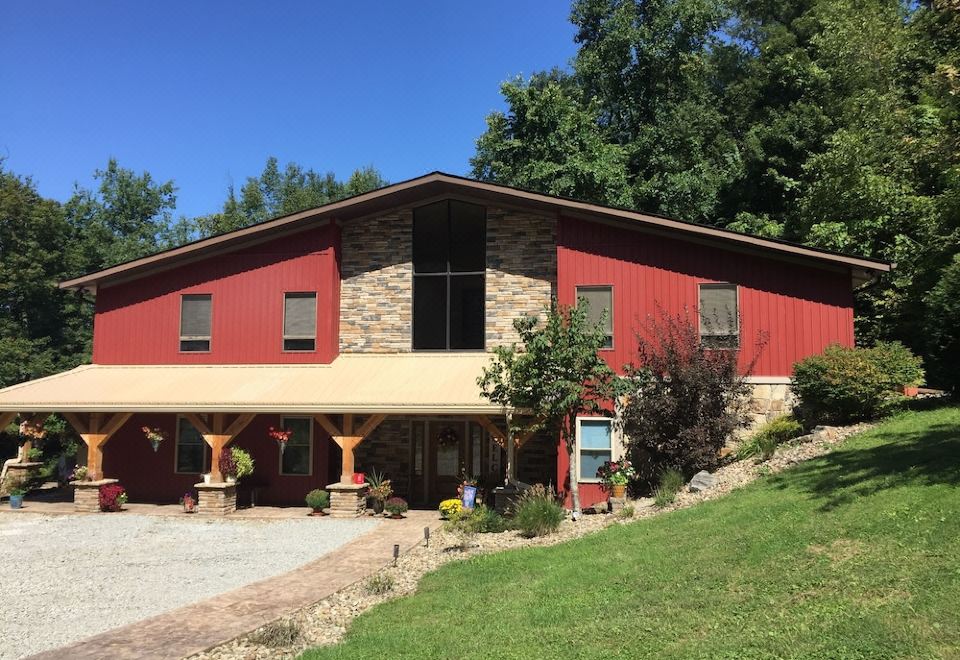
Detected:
[{"left": 0, "top": 173, "right": 889, "bottom": 512}]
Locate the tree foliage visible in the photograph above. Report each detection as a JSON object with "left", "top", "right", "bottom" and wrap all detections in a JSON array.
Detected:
[
  {"left": 479, "top": 301, "right": 621, "bottom": 515},
  {"left": 473, "top": 0, "right": 960, "bottom": 386}
]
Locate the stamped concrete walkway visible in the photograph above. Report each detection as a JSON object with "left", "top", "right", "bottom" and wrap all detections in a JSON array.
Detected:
[{"left": 27, "top": 510, "right": 438, "bottom": 660}]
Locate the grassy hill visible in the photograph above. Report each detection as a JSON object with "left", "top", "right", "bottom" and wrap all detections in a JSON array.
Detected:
[{"left": 303, "top": 408, "right": 960, "bottom": 659}]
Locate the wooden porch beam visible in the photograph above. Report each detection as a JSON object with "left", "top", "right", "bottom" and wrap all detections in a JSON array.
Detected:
[
  {"left": 356, "top": 414, "right": 386, "bottom": 440},
  {"left": 470, "top": 415, "right": 507, "bottom": 448},
  {"left": 314, "top": 413, "right": 342, "bottom": 439},
  {"left": 224, "top": 413, "right": 256, "bottom": 439},
  {"left": 0, "top": 412, "right": 17, "bottom": 432},
  {"left": 315, "top": 413, "right": 387, "bottom": 484},
  {"left": 62, "top": 412, "right": 132, "bottom": 480},
  {"left": 183, "top": 413, "right": 212, "bottom": 437}
]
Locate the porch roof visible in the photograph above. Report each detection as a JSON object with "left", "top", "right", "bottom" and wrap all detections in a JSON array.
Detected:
[{"left": 0, "top": 354, "right": 503, "bottom": 415}]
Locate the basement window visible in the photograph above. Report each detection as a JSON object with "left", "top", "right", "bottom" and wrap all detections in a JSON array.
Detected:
[
  {"left": 698, "top": 283, "right": 739, "bottom": 349},
  {"left": 412, "top": 200, "right": 486, "bottom": 350},
  {"left": 179, "top": 294, "right": 212, "bottom": 352},
  {"left": 283, "top": 292, "right": 317, "bottom": 352}
]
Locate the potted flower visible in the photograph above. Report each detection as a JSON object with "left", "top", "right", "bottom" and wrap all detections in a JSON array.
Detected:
[
  {"left": 219, "top": 447, "right": 238, "bottom": 483},
  {"left": 231, "top": 447, "right": 255, "bottom": 481},
  {"left": 305, "top": 489, "right": 330, "bottom": 515},
  {"left": 439, "top": 498, "right": 462, "bottom": 520},
  {"left": 597, "top": 459, "right": 636, "bottom": 499},
  {"left": 268, "top": 426, "right": 293, "bottom": 454},
  {"left": 384, "top": 496, "right": 408, "bottom": 519},
  {"left": 180, "top": 492, "right": 197, "bottom": 513},
  {"left": 366, "top": 468, "right": 392, "bottom": 515},
  {"left": 142, "top": 426, "right": 168, "bottom": 452},
  {"left": 98, "top": 483, "right": 127, "bottom": 512},
  {"left": 8, "top": 486, "right": 25, "bottom": 509},
  {"left": 70, "top": 465, "right": 89, "bottom": 482}
]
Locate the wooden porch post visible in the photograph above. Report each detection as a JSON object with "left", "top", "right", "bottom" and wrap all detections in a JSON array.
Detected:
[
  {"left": 63, "top": 412, "right": 133, "bottom": 480},
  {"left": 184, "top": 413, "right": 255, "bottom": 482},
  {"left": 315, "top": 413, "right": 386, "bottom": 484}
]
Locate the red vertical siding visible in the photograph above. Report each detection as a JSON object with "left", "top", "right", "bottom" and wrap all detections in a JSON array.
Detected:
[
  {"left": 556, "top": 216, "right": 855, "bottom": 378},
  {"left": 554, "top": 216, "right": 856, "bottom": 506},
  {"left": 92, "top": 222, "right": 341, "bottom": 364},
  {"left": 103, "top": 414, "right": 337, "bottom": 506}
]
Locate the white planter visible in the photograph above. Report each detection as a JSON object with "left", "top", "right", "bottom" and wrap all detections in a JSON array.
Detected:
[
  {"left": 226, "top": 475, "right": 236, "bottom": 484},
  {"left": 203, "top": 473, "right": 212, "bottom": 484}
]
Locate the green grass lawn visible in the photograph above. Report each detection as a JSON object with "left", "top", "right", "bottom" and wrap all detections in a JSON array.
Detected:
[{"left": 302, "top": 408, "right": 960, "bottom": 659}]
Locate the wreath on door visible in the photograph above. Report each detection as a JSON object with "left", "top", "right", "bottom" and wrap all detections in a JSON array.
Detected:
[{"left": 437, "top": 426, "right": 459, "bottom": 448}]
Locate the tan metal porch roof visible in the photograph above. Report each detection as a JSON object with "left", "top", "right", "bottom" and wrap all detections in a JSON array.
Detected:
[{"left": 0, "top": 354, "right": 503, "bottom": 415}]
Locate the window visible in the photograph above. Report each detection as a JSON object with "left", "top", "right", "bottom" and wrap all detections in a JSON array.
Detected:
[
  {"left": 577, "top": 418, "right": 612, "bottom": 481},
  {"left": 698, "top": 283, "right": 739, "bottom": 348},
  {"left": 576, "top": 286, "right": 614, "bottom": 349},
  {"left": 280, "top": 416, "right": 312, "bottom": 476},
  {"left": 412, "top": 200, "right": 486, "bottom": 350},
  {"left": 175, "top": 416, "right": 208, "bottom": 474},
  {"left": 283, "top": 292, "right": 317, "bottom": 351},
  {"left": 180, "top": 294, "right": 212, "bottom": 352}
]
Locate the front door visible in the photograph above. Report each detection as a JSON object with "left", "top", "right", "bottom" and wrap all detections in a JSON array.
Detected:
[{"left": 429, "top": 421, "right": 465, "bottom": 502}]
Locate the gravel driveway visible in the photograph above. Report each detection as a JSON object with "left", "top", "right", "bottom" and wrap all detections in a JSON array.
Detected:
[{"left": 0, "top": 514, "right": 378, "bottom": 659}]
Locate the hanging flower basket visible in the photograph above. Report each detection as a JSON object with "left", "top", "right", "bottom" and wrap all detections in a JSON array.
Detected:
[
  {"left": 142, "top": 426, "right": 168, "bottom": 453},
  {"left": 19, "top": 419, "right": 46, "bottom": 444},
  {"left": 268, "top": 426, "right": 293, "bottom": 454},
  {"left": 437, "top": 426, "right": 458, "bottom": 448}
]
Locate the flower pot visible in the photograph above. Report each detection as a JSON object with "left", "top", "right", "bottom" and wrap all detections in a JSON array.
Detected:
[
  {"left": 903, "top": 385, "right": 919, "bottom": 397},
  {"left": 203, "top": 473, "right": 212, "bottom": 484},
  {"left": 372, "top": 499, "right": 385, "bottom": 515},
  {"left": 226, "top": 475, "right": 236, "bottom": 484},
  {"left": 353, "top": 472, "right": 365, "bottom": 485},
  {"left": 389, "top": 513, "right": 403, "bottom": 519},
  {"left": 310, "top": 509, "right": 327, "bottom": 516},
  {"left": 611, "top": 484, "right": 626, "bottom": 498},
  {"left": 9, "top": 494, "right": 23, "bottom": 509}
]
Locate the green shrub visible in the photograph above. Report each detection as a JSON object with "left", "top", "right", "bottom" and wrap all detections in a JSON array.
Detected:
[
  {"left": 737, "top": 415, "right": 804, "bottom": 460},
  {"left": 512, "top": 485, "right": 565, "bottom": 537},
  {"left": 652, "top": 468, "right": 685, "bottom": 507},
  {"left": 617, "top": 505, "right": 635, "bottom": 519},
  {"left": 793, "top": 344, "right": 892, "bottom": 424},
  {"left": 925, "top": 254, "right": 960, "bottom": 390},
  {"left": 305, "top": 489, "right": 329, "bottom": 512},
  {"left": 869, "top": 341, "right": 924, "bottom": 388},
  {"left": 465, "top": 504, "right": 508, "bottom": 533},
  {"left": 365, "top": 573, "right": 395, "bottom": 595}
]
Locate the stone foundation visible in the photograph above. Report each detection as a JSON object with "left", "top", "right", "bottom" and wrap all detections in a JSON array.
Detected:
[
  {"left": 608, "top": 496, "right": 627, "bottom": 513},
  {"left": 327, "top": 482, "right": 368, "bottom": 517},
  {"left": 72, "top": 478, "right": 118, "bottom": 513},
  {"left": 746, "top": 381, "right": 796, "bottom": 430},
  {"left": 1, "top": 461, "right": 42, "bottom": 495},
  {"left": 195, "top": 482, "right": 237, "bottom": 516}
]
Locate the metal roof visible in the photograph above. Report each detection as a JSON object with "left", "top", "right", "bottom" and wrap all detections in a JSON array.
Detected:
[{"left": 0, "top": 354, "right": 502, "bottom": 415}]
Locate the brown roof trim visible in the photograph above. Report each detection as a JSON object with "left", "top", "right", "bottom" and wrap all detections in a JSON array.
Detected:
[{"left": 60, "top": 171, "right": 891, "bottom": 290}]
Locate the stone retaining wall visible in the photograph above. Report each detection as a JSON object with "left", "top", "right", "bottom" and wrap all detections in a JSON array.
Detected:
[{"left": 747, "top": 382, "right": 796, "bottom": 429}]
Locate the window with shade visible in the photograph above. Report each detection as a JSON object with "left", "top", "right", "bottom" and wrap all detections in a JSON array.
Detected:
[
  {"left": 577, "top": 418, "right": 613, "bottom": 481},
  {"left": 283, "top": 292, "right": 317, "bottom": 351},
  {"left": 412, "top": 200, "right": 486, "bottom": 350},
  {"left": 280, "top": 416, "right": 312, "bottom": 476},
  {"left": 698, "top": 283, "right": 739, "bottom": 348},
  {"left": 180, "top": 294, "right": 212, "bottom": 352},
  {"left": 576, "top": 286, "right": 614, "bottom": 349}
]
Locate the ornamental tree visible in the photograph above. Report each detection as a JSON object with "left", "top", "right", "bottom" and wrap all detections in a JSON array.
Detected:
[{"left": 479, "top": 300, "right": 620, "bottom": 517}]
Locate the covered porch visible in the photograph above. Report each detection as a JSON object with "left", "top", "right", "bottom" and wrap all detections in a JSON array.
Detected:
[{"left": 0, "top": 355, "right": 556, "bottom": 516}]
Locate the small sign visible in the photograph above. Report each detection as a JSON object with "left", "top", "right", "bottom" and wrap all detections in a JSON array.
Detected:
[{"left": 461, "top": 485, "right": 478, "bottom": 511}]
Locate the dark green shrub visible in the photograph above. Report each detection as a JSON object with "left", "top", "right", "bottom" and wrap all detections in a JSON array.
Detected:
[
  {"left": 925, "top": 254, "right": 960, "bottom": 391},
  {"left": 305, "top": 489, "right": 329, "bottom": 512},
  {"left": 512, "top": 485, "right": 565, "bottom": 537},
  {"left": 793, "top": 345, "right": 890, "bottom": 424},
  {"left": 652, "top": 468, "right": 685, "bottom": 507}
]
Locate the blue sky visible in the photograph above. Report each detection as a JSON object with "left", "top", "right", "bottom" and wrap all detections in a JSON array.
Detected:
[{"left": 1, "top": 2, "right": 577, "bottom": 219}]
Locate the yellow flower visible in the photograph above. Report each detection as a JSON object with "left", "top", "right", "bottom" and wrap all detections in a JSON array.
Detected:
[{"left": 439, "top": 498, "right": 462, "bottom": 519}]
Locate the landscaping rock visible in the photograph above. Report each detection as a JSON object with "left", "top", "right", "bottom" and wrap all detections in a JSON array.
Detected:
[{"left": 688, "top": 470, "right": 718, "bottom": 492}]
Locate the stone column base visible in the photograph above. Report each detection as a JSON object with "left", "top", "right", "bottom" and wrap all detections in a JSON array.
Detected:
[
  {"left": 609, "top": 496, "right": 627, "bottom": 513},
  {"left": 71, "top": 478, "right": 119, "bottom": 513},
  {"left": 326, "top": 483, "right": 368, "bottom": 517},
  {"left": 493, "top": 485, "right": 520, "bottom": 514},
  {"left": 2, "top": 462, "right": 43, "bottom": 495},
  {"left": 194, "top": 482, "right": 237, "bottom": 516}
]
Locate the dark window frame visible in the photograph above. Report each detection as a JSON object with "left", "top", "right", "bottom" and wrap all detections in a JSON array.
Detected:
[
  {"left": 179, "top": 293, "right": 213, "bottom": 353},
  {"left": 698, "top": 282, "right": 740, "bottom": 350},
  {"left": 575, "top": 285, "right": 614, "bottom": 350},
  {"left": 174, "top": 415, "right": 209, "bottom": 475},
  {"left": 412, "top": 200, "right": 487, "bottom": 351},
  {"left": 282, "top": 291, "right": 318, "bottom": 353}
]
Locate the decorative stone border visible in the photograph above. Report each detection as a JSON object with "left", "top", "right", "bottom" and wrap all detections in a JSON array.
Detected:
[
  {"left": 71, "top": 478, "right": 118, "bottom": 513},
  {"left": 194, "top": 482, "right": 238, "bottom": 516},
  {"left": 326, "top": 483, "right": 367, "bottom": 518}
]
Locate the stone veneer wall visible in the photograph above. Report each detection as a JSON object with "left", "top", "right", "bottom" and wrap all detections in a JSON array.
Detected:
[
  {"left": 747, "top": 382, "right": 796, "bottom": 429},
  {"left": 353, "top": 417, "right": 412, "bottom": 498},
  {"left": 339, "top": 207, "right": 557, "bottom": 353}
]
